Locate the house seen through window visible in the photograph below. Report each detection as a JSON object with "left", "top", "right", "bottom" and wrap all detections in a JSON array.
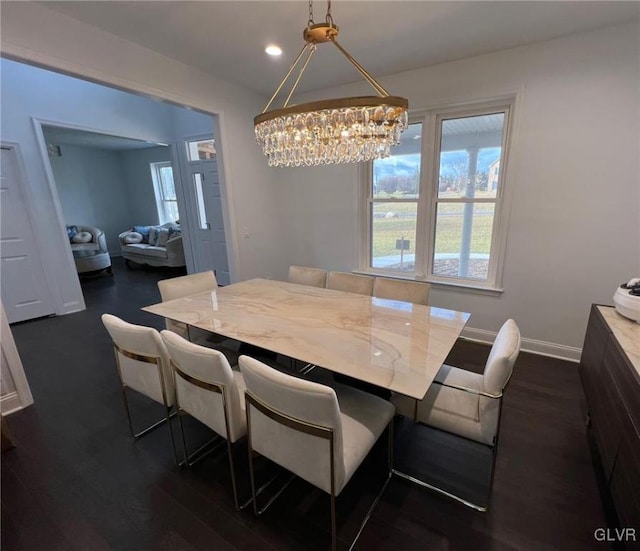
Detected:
[
  {"left": 150, "top": 161, "right": 180, "bottom": 225},
  {"left": 363, "top": 99, "right": 513, "bottom": 290}
]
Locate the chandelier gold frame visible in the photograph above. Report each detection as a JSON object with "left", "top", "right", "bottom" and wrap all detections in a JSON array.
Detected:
[{"left": 254, "top": 1, "right": 409, "bottom": 167}]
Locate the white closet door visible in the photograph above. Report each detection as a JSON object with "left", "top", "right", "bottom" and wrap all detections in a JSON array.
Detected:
[{"left": 1, "top": 145, "right": 55, "bottom": 323}]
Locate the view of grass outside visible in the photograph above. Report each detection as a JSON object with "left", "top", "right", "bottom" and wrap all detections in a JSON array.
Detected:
[
  {"left": 372, "top": 202, "right": 417, "bottom": 258},
  {"left": 371, "top": 194, "right": 495, "bottom": 258}
]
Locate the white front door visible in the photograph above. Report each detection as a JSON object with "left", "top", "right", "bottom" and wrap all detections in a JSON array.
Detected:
[
  {"left": 0, "top": 145, "right": 55, "bottom": 323},
  {"left": 188, "top": 159, "right": 230, "bottom": 284}
]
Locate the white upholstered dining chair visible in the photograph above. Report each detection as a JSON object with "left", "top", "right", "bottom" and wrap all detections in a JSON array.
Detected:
[
  {"left": 240, "top": 355, "right": 395, "bottom": 551},
  {"left": 157, "top": 271, "right": 238, "bottom": 364},
  {"left": 373, "top": 277, "right": 431, "bottom": 305},
  {"left": 161, "top": 330, "right": 248, "bottom": 510},
  {"left": 157, "top": 271, "right": 218, "bottom": 339},
  {"left": 101, "top": 314, "right": 179, "bottom": 464},
  {"left": 326, "top": 271, "right": 374, "bottom": 295},
  {"left": 288, "top": 265, "right": 328, "bottom": 288},
  {"left": 392, "top": 319, "right": 521, "bottom": 509}
]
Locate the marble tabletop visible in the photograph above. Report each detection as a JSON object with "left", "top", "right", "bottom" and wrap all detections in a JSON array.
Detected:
[{"left": 143, "top": 278, "right": 470, "bottom": 399}]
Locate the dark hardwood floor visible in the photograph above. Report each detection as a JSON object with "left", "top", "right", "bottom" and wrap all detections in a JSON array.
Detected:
[{"left": 2, "top": 258, "right": 612, "bottom": 550}]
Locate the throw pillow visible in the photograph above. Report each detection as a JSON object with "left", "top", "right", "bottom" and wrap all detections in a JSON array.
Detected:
[
  {"left": 123, "top": 231, "right": 143, "bottom": 244},
  {"left": 168, "top": 225, "right": 181, "bottom": 239},
  {"left": 72, "top": 231, "right": 92, "bottom": 244},
  {"left": 148, "top": 226, "right": 161, "bottom": 246},
  {"left": 133, "top": 225, "right": 151, "bottom": 244},
  {"left": 66, "top": 225, "right": 78, "bottom": 242},
  {"left": 155, "top": 227, "right": 171, "bottom": 247}
]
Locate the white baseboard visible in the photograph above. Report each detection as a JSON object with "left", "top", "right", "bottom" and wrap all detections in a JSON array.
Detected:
[
  {"left": 461, "top": 327, "right": 582, "bottom": 363},
  {"left": 1, "top": 392, "right": 25, "bottom": 415}
]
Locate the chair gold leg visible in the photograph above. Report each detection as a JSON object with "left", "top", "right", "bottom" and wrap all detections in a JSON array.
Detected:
[
  {"left": 227, "top": 440, "right": 241, "bottom": 511},
  {"left": 247, "top": 410, "right": 259, "bottom": 516},
  {"left": 165, "top": 406, "right": 180, "bottom": 466},
  {"left": 177, "top": 415, "right": 226, "bottom": 467},
  {"left": 348, "top": 420, "right": 394, "bottom": 551},
  {"left": 178, "top": 411, "right": 190, "bottom": 466},
  {"left": 120, "top": 384, "right": 137, "bottom": 438},
  {"left": 388, "top": 420, "right": 394, "bottom": 475},
  {"left": 392, "top": 468, "right": 488, "bottom": 512},
  {"left": 331, "top": 493, "right": 337, "bottom": 551},
  {"left": 119, "top": 390, "right": 180, "bottom": 466}
]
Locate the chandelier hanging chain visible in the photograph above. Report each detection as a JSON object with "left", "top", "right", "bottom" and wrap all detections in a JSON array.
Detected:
[
  {"left": 325, "top": 0, "right": 334, "bottom": 26},
  {"left": 308, "top": 0, "right": 314, "bottom": 27},
  {"left": 308, "top": 0, "right": 333, "bottom": 27}
]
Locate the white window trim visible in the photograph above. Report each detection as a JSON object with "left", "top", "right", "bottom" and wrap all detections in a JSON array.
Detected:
[
  {"left": 150, "top": 161, "right": 178, "bottom": 225},
  {"left": 359, "top": 96, "right": 518, "bottom": 293}
]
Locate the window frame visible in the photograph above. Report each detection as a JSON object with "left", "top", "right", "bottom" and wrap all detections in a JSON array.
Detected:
[
  {"left": 359, "top": 97, "right": 517, "bottom": 293},
  {"left": 150, "top": 161, "right": 179, "bottom": 225}
]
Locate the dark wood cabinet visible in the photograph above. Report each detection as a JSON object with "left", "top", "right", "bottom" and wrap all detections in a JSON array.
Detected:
[{"left": 580, "top": 305, "right": 640, "bottom": 549}]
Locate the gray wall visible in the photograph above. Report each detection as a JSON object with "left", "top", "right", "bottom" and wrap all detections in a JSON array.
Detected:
[
  {"left": 46, "top": 143, "right": 131, "bottom": 254},
  {"left": 45, "top": 143, "right": 173, "bottom": 253},
  {"left": 272, "top": 23, "right": 640, "bottom": 355},
  {"left": 120, "top": 146, "right": 172, "bottom": 225}
]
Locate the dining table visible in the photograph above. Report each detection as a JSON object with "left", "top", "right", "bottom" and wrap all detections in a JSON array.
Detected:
[{"left": 143, "top": 278, "right": 470, "bottom": 401}]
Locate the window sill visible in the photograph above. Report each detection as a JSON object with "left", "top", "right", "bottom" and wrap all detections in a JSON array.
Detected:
[
  {"left": 354, "top": 269, "right": 504, "bottom": 297},
  {"left": 427, "top": 279, "right": 503, "bottom": 296}
]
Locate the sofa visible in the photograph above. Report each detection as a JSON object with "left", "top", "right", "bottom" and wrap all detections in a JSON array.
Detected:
[
  {"left": 66, "top": 225, "right": 112, "bottom": 275},
  {"left": 118, "top": 223, "right": 185, "bottom": 268}
]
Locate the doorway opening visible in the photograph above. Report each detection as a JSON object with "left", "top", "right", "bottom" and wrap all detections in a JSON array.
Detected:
[
  {"left": 2, "top": 58, "right": 233, "bottom": 323},
  {"left": 42, "top": 124, "right": 181, "bottom": 284}
]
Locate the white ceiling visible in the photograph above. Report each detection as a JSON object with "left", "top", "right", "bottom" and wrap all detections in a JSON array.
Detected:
[{"left": 41, "top": 1, "right": 638, "bottom": 98}]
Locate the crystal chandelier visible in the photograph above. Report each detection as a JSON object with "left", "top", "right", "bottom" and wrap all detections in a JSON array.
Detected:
[{"left": 254, "top": 0, "right": 409, "bottom": 167}]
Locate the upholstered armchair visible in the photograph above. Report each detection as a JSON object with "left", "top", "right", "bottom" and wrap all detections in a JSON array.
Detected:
[{"left": 66, "top": 225, "right": 111, "bottom": 274}]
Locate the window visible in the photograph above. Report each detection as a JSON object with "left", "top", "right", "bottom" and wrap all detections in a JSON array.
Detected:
[
  {"left": 150, "top": 161, "right": 179, "bottom": 224},
  {"left": 192, "top": 172, "right": 208, "bottom": 230},
  {"left": 186, "top": 139, "right": 216, "bottom": 161},
  {"left": 362, "top": 99, "right": 514, "bottom": 291}
]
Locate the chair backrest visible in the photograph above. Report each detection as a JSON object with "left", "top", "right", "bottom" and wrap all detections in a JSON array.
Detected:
[
  {"left": 476, "top": 319, "right": 521, "bottom": 445},
  {"left": 288, "top": 265, "right": 328, "bottom": 288},
  {"left": 157, "top": 271, "right": 218, "bottom": 334},
  {"left": 157, "top": 271, "right": 218, "bottom": 302},
  {"left": 483, "top": 319, "right": 521, "bottom": 396},
  {"left": 373, "top": 277, "right": 430, "bottom": 305},
  {"left": 326, "top": 271, "right": 374, "bottom": 296},
  {"left": 101, "top": 314, "right": 175, "bottom": 407},
  {"left": 161, "top": 330, "right": 245, "bottom": 443},
  {"left": 239, "top": 355, "right": 344, "bottom": 494}
]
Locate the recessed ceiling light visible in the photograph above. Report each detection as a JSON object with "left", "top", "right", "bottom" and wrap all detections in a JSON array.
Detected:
[{"left": 265, "top": 45, "right": 282, "bottom": 56}]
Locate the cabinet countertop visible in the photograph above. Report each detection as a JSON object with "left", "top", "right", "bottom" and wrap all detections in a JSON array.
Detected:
[{"left": 597, "top": 305, "right": 640, "bottom": 379}]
